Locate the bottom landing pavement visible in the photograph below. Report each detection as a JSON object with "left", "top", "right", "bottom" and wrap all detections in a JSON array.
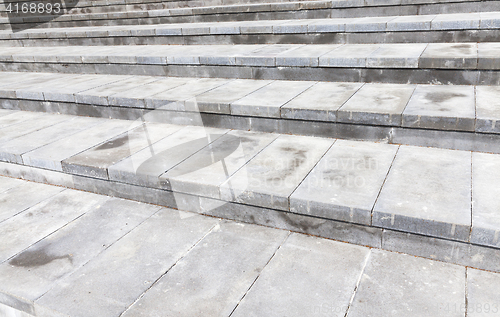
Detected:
[
  {"left": 1, "top": 177, "right": 500, "bottom": 317},
  {"left": 2, "top": 111, "right": 500, "bottom": 274}
]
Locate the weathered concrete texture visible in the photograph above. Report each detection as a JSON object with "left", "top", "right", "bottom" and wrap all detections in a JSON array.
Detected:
[
  {"left": 374, "top": 146, "right": 472, "bottom": 241},
  {"left": 161, "top": 130, "right": 278, "bottom": 199},
  {"left": 281, "top": 82, "right": 362, "bottom": 122},
  {"left": 467, "top": 268, "right": 500, "bottom": 317},
  {"left": 108, "top": 125, "right": 228, "bottom": 188},
  {"left": 0, "top": 175, "right": 24, "bottom": 193},
  {"left": 61, "top": 122, "right": 183, "bottom": 179},
  {"left": 476, "top": 86, "right": 500, "bottom": 133},
  {"left": 318, "top": 44, "right": 380, "bottom": 67},
  {"left": 366, "top": 43, "right": 427, "bottom": 68},
  {"left": 275, "top": 44, "right": 341, "bottom": 67},
  {"left": 478, "top": 42, "right": 500, "bottom": 70},
  {"left": 403, "top": 85, "right": 476, "bottom": 131},
  {"left": 420, "top": 43, "right": 478, "bottom": 69},
  {"left": 0, "top": 113, "right": 71, "bottom": 143},
  {"left": 337, "top": 83, "right": 415, "bottom": 126},
  {"left": 471, "top": 152, "right": 500, "bottom": 248},
  {"left": 121, "top": 221, "right": 287, "bottom": 317},
  {"left": 231, "top": 233, "right": 369, "bottom": 317},
  {"left": 290, "top": 140, "right": 398, "bottom": 225},
  {"left": 348, "top": 249, "right": 466, "bottom": 317},
  {"left": 0, "top": 111, "right": 45, "bottom": 129},
  {"left": 36, "top": 208, "right": 220, "bottom": 317},
  {"left": 220, "top": 134, "right": 333, "bottom": 210}
]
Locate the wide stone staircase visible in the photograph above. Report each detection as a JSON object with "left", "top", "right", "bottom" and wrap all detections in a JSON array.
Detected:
[{"left": 1, "top": 0, "right": 500, "bottom": 285}]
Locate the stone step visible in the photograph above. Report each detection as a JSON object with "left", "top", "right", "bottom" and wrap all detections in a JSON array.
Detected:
[
  {"left": 0, "top": 110, "right": 500, "bottom": 275},
  {"left": 2, "top": 0, "right": 499, "bottom": 30},
  {"left": 3, "top": 12, "right": 500, "bottom": 46},
  {"left": 2, "top": 72, "right": 500, "bottom": 153},
  {"left": 0, "top": 43, "right": 498, "bottom": 85}
]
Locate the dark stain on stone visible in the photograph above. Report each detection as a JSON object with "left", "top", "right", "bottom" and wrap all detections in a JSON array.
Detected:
[
  {"left": 266, "top": 147, "right": 307, "bottom": 183},
  {"left": 94, "top": 135, "right": 129, "bottom": 150},
  {"left": 9, "top": 248, "right": 73, "bottom": 268},
  {"left": 280, "top": 212, "right": 323, "bottom": 232},
  {"left": 424, "top": 92, "right": 467, "bottom": 103}
]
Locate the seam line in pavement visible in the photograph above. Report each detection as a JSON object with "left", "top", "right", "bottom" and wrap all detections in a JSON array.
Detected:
[{"left": 343, "top": 248, "right": 371, "bottom": 317}]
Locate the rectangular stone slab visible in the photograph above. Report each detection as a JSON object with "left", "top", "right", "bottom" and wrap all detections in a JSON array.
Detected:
[
  {"left": 161, "top": 130, "right": 279, "bottom": 199},
  {"left": 471, "top": 152, "right": 500, "bottom": 248},
  {"left": 476, "top": 86, "right": 500, "bottom": 133},
  {"left": 347, "top": 249, "right": 465, "bottom": 317},
  {"left": 275, "top": 44, "right": 341, "bottom": 67},
  {"left": 403, "top": 85, "right": 475, "bottom": 131},
  {"left": 478, "top": 42, "right": 500, "bottom": 70},
  {"left": 120, "top": 221, "right": 288, "bottom": 317},
  {"left": 22, "top": 119, "right": 142, "bottom": 171},
  {"left": 230, "top": 233, "right": 369, "bottom": 317},
  {"left": 466, "top": 268, "right": 500, "bottom": 317},
  {"left": 36, "top": 208, "right": 220, "bottom": 317},
  {"left": 337, "top": 83, "right": 415, "bottom": 126},
  {"left": 281, "top": 82, "right": 362, "bottom": 122},
  {"left": 0, "top": 176, "right": 24, "bottom": 194},
  {"left": 0, "top": 197, "right": 161, "bottom": 301},
  {"left": 108, "top": 125, "right": 229, "bottom": 188},
  {"left": 0, "top": 111, "right": 46, "bottom": 129},
  {"left": 366, "top": 43, "right": 427, "bottom": 68},
  {"left": 231, "top": 80, "right": 315, "bottom": 118},
  {"left": 318, "top": 44, "right": 381, "bottom": 67},
  {"left": 0, "top": 114, "right": 73, "bottom": 143},
  {"left": 373, "top": 145, "right": 472, "bottom": 241},
  {"left": 220, "top": 134, "right": 334, "bottom": 211},
  {"left": 290, "top": 140, "right": 398, "bottom": 225},
  {"left": 419, "top": 43, "right": 478, "bottom": 69},
  {"left": 61, "top": 122, "right": 183, "bottom": 179}
]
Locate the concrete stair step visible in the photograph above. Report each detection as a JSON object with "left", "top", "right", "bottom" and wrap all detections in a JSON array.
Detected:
[
  {"left": 2, "top": 72, "right": 500, "bottom": 153},
  {"left": 2, "top": 0, "right": 499, "bottom": 30},
  {"left": 3, "top": 12, "right": 500, "bottom": 46},
  {"left": 0, "top": 110, "right": 499, "bottom": 274},
  {"left": 0, "top": 43, "right": 498, "bottom": 85}
]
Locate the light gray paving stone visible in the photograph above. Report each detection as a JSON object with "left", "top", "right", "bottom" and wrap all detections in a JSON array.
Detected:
[
  {"left": 373, "top": 145, "right": 472, "bottom": 241},
  {"left": 0, "top": 72, "right": 43, "bottom": 87},
  {"left": 366, "top": 43, "right": 427, "bottom": 68},
  {"left": 0, "top": 109, "right": 17, "bottom": 118},
  {"left": 0, "top": 114, "right": 72, "bottom": 145},
  {"left": 231, "top": 80, "right": 315, "bottom": 118},
  {"left": 234, "top": 44, "right": 299, "bottom": 67},
  {"left": 0, "top": 175, "right": 24, "bottom": 193},
  {"left": 290, "top": 140, "right": 398, "bottom": 225},
  {"left": 480, "top": 11, "right": 500, "bottom": 29},
  {"left": 0, "top": 73, "right": 63, "bottom": 98},
  {"left": 319, "top": 44, "right": 381, "bottom": 67},
  {"left": 161, "top": 130, "right": 279, "bottom": 199},
  {"left": 220, "top": 134, "right": 334, "bottom": 211},
  {"left": 61, "top": 122, "right": 183, "bottom": 179},
  {"left": 108, "top": 125, "right": 228, "bottom": 188},
  {"left": 0, "top": 189, "right": 108, "bottom": 264},
  {"left": 275, "top": 44, "right": 340, "bottom": 67},
  {"left": 471, "top": 152, "right": 500, "bottom": 248},
  {"left": 431, "top": 12, "right": 481, "bottom": 30},
  {"left": 419, "top": 43, "right": 478, "bottom": 69},
  {"left": 348, "top": 249, "right": 466, "bottom": 317},
  {"left": 0, "top": 111, "right": 46, "bottom": 129},
  {"left": 467, "top": 268, "right": 500, "bottom": 317},
  {"left": 281, "top": 82, "right": 362, "bottom": 121},
  {"left": 307, "top": 18, "right": 346, "bottom": 33},
  {"left": 403, "top": 85, "right": 475, "bottom": 131},
  {"left": 22, "top": 119, "right": 142, "bottom": 172},
  {"left": 345, "top": 16, "right": 397, "bottom": 32},
  {"left": 0, "top": 198, "right": 161, "bottom": 301},
  {"left": 195, "top": 79, "right": 272, "bottom": 114},
  {"left": 478, "top": 42, "right": 500, "bottom": 70},
  {"left": 240, "top": 20, "right": 282, "bottom": 34},
  {"left": 121, "top": 221, "right": 288, "bottom": 317},
  {"left": 0, "top": 116, "right": 104, "bottom": 164},
  {"left": 13, "top": 74, "right": 82, "bottom": 101},
  {"left": 231, "top": 233, "right": 369, "bottom": 317},
  {"left": 0, "top": 181, "right": 64, "bottom": 223},
  {"left": 476, "top": 86, "right": 500, "bottom": 133},
  {"left": 36, "top": 208, "right": 220, "bottom": 317},
  {"left": 337, "top": 83, "right": 415, "bottom": 126},
  {"left": 386, "top": 14, "right": 435, "bottom": 31},
  {"left": 273, "top": 20, "right": 309, "bottom": 34}
]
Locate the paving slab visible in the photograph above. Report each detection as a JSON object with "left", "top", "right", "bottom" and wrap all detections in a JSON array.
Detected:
[
  {"left": 471, "top": 152, "right": 500, "bottom": 248},
  {"left": 345, "top": 16, "right": 396, "bottom": 32},
  {"left": 476, "top": 86, "right": 500, "bottom": 133},
  {"left": 0, "top": 189, "right": 108, "bottom": 264},
  {"left": 403, "top": 85, "right": 476, "bottom": 131},
  {"left": 0, "top": 73, "right": 63, "bottom": 98},
  {"left": 0, "top": 181, "right": 64, "bottom": 223},
  {"left": 0, "top": 113, "right": 72, "bottom": 144},
  {"left": 318, "top": 44, "right": 381, "bottom": 68},
  {"left": 386, "top": 14, "right": 435, "bottom": 31},
  {"left": 337, "top": 83, "right": 415, "bottom": 126},
  {"left": 231, "top": 80, "right": 315, "bottom": 118},
  {"left": 161, "top": 130, "right": 278, "bottom": 199},
  {"left": 348, "top": 249, "right": 465, "bottom": 317},
  {"left": 234, "top": 44, "right": 299, "bottom": 67},
  {"left": 0, "top": 109, "right": 16, "bottom": 118},
  {"left": 373, "top": 145, "right": 472, "bottom": 241},
  {"left": 366, "top": 43, "right": 427, "bottom": 68},
  {"left": 478, "top": 42, "right": 500, "bottom": 70},
  {"left": 431, "top": 12, "right": 481, "bottom": 30},
  {"left": 281, "top": 82, "right": 362, "bottom": 121},
  {"left": 0, "top": 111, "right": 46, "bottom": 129},
  {"left": 220, "top": 134, "right": 333, "bottom": 211},
  {"left": 0, "top": 116, "right": 104, "bottom": 164},
  {"left": 120, "top": 221, "right": 288, "bottom": 317},
  {"left": 467, "top": 268, "right": 500, "bottom": 317},
  {"left": 231, "top": 233, "right": 369, "bottom": 317},
  {"left": 419, "top": 43, "right": 478, "bottom": 69},
  {"left": 22, "top": 119, "right": 142, "bottom": 171},
  {"left": 0, "top": 197, "right": 161, "bottom": 301},
  {"left": 0, "top": 175, "right": 24, "bottom": 193},
  {"left": 108, "top": 125, "right": 228, "bottom": 188},
  {"left": 61, "top": 122, "right": 183, "bottom": 179},
  {"left": 290, "top": 140, "right": 398, "bottom": 225},
  {"left": 275, "top": 44, "right": 340, "bottom": 67},
  {"left": 36, "top": 208, "right": 220, "bottom": 317}
]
